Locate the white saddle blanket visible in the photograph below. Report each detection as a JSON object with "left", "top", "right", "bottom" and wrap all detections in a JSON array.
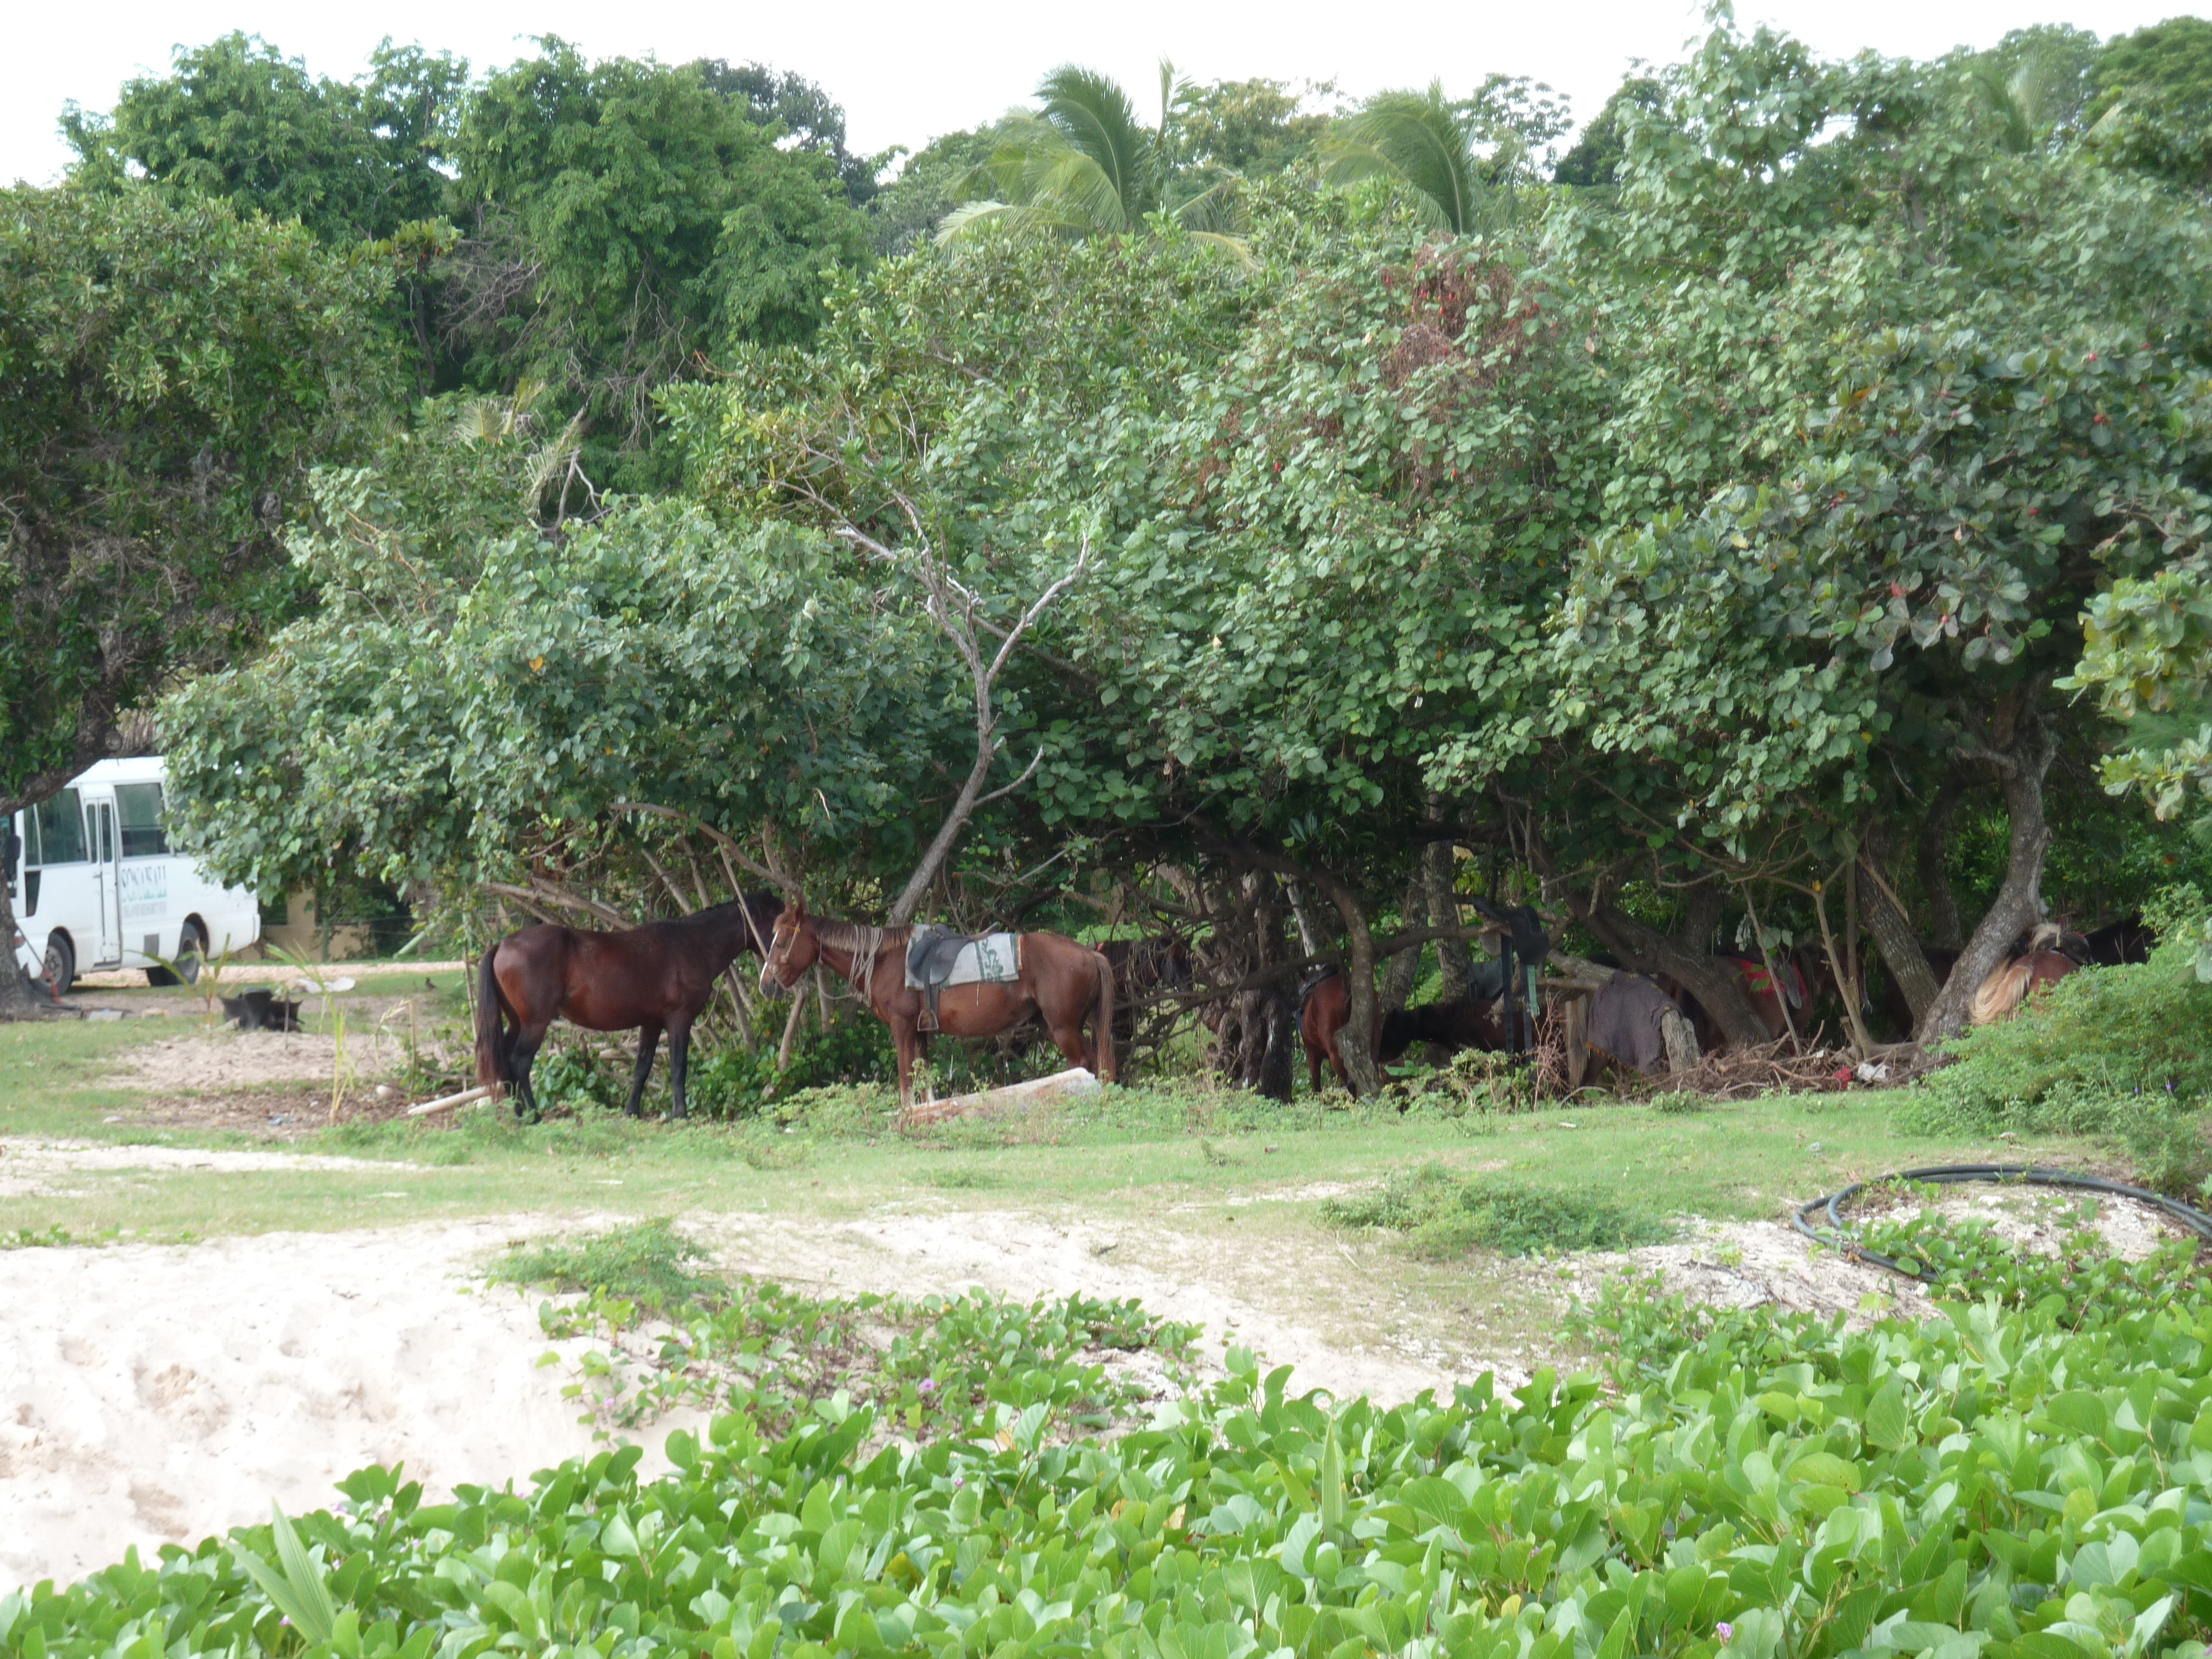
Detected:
[{"left": 905, "top": 932, "right": 1022, "bottom": 989}]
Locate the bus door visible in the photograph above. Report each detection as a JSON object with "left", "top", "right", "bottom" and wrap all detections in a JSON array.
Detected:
[{"left": 87, "top": 799, "right": 121, "bottom": 966}]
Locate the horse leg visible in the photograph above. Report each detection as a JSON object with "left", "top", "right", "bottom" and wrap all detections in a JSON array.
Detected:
[
  {"left": 511, "top": 1024, "right": 551, "bottom": 1121},
  {"left": 1329, "top": 1040, "right": 1355, "bottom": 1096},
  {"left": 1046, "top": 1011, "right": 1089, "bottom": 1073},
  {"left": 891, "top": 1020, "right": 919, "bottom": 1118},
  {"left": 666, "top": 1017, "right": 694, "bottom": 1121},
  {"left": 625, "top": 1023, "right": 661, "bottom": 1118}
]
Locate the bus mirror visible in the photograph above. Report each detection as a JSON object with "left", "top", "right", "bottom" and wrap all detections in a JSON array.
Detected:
[{"left": 2, "top": 827, "right": 18, "bottom": 891}]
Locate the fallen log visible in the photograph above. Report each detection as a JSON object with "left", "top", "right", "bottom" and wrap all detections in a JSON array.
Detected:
[
  {"left": 407, "top": 1083, "right": 498, "bottom": 1118},
  {"left": 899, "top": 1067, "right": 1099, "bottom": 1128}
]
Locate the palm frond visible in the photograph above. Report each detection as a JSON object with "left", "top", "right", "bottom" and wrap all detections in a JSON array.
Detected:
[
  {"left": 1186, "top": 229, "right": 1256, "bottom": 269},
  {"left": 1322, "top": 83, "right": 1480, "bottom": 234},
  {"left": 1172, "top": 174, "right": 1244, "bottom": 235},
  {"left": 1036, "top": 65, "right": 1160, "bottom": 220}
]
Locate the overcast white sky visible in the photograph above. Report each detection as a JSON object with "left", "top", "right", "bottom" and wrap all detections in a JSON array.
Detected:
[{"left": 4, "top": 0, "right": 2190, "bottom": 187}]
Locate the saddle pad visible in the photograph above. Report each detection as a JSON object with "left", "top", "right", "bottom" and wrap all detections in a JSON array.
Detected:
[{"left": 905, "top": 932, "right": 1021, "bottom": 990}]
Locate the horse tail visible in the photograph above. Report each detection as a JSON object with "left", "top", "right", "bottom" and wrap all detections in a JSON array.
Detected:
[
  {"left": 1092, "top": 949, "right": 1118, "bottom": 1084},
  {"left": 1970, "top": 958, "right": 2031, "bottom": 1026},
  {"left": 476, "top": 946, "right": 514, "bottom": 1090}
]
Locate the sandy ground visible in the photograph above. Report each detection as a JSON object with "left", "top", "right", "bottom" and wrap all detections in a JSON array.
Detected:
[
  {"left": 0, "top": 1220, "right": 610, "bottom": 1593},
  {"left": 102, "top": 1029, "right": 413, "bottom": 1091},
  {"left": 697, "top": 1207, "right": 1478, "bottom": 1407}
]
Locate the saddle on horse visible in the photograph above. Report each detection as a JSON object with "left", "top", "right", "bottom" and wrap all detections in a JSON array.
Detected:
[{"left": 904, "top": 925, "right": 1022, "bottom": 1031}]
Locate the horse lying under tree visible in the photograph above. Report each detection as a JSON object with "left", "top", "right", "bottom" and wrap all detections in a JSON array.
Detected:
[{"left": 475, "top": 893, "right": 784, "bottom": 1120}]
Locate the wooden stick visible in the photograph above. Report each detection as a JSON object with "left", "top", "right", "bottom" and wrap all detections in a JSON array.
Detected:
[{"left": 407, "top": 1083, "right": 497, "bottom": 1118}]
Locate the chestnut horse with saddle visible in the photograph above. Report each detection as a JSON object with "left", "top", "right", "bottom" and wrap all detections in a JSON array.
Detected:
[{"left": 758, "top": 898, "right": 1115, "bottom": 1113}]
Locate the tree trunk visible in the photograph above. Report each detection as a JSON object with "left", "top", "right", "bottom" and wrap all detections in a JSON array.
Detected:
[
  {"left": 1918, "top": 700, "right": 2056, "bottom": 1045},
  {"left": 1917, "top": 780, "right": 1964, "bottom": 950},
  {"left": 1423, "top": 840, "right": 1470, "bottom": 1000},
  {"left": 0, "top": 875, "right": 53, "bottom": 1019},
  {"left": 1859, "top": 850, "right": 1940, "bottom": 1029},
  {"left": 1381, "top": 873, "right": 1426, "bottom": 1013},
  {"left": 1575, "top": 881, "right": 1772, "bottom": 1049},
  {"left": 1256, "top": 987, "right": 1296, "bottom": 1102},
  {"left": 1235, "top": 852, "right": 1381, "bottom": 1094}
]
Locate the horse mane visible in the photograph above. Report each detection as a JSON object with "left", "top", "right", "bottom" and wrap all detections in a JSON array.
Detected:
[{"left": 811, "top": 916, "right": 909, "bottom": 954}]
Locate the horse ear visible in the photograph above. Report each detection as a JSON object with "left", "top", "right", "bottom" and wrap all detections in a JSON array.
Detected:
[{"left": 791, "top": 893, "right": 808, "bottom": 917}]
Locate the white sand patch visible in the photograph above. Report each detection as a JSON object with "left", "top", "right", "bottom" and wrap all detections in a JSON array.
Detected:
[
  {"left": 0, "top": 1138, "right": 420, "bottom": 1201},
  {"left": 1562, "top": 1219, "right": 1928, "bottom": 1324},
  {"left": 1912, "top": 1185, "right": 2181, "bottom": 1260},
  {"left": 0, "top": 1221, "right": 678, "bottom": 1594},
  {"left": 692, "top": 1208, "right": 1493, "bottom": 1406}
]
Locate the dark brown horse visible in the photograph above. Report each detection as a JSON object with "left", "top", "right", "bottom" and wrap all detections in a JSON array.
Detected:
[
  {"left": 1301, "top": 967, "right": 1512, "bottom": 1095},
  {"left": 757, "top": 899, "right": 1115, "bottom": 1114},
  {"left": 1383, "top": 995, "right": 1510, "bottom": 1061},
  {"left": 475, "top": 893, "right": 784, "bottom": 1120}
]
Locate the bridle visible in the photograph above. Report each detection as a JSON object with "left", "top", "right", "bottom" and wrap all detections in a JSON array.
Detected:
[{"left": 760, "top": 915, "right": 808, "bottom": 990}]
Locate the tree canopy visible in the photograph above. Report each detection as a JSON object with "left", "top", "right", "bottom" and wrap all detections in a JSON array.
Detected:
[
  {"left": 27, "top": 18, "right": 2210, "bottom": 1070},
  {"left": 0, "top": 184, "right": 399, "bottom": 1009}
]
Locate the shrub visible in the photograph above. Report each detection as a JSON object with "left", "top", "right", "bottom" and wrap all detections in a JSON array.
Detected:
[
  {"left": 685, "top": 1016, "right": 895, "bottom": 1119},
  {"left": 1894, "top": 924, "right": 2212, "bottom": 1144}
]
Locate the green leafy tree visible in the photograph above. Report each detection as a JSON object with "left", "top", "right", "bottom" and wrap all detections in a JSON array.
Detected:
[
  {"left": 443, "top": 39, "right": 874, "bottom": 493},
  {"left": 1173, "top": 76, "right": 1335, "bottom": 177},
  {"left": 1554, "top": 75, "right": 1663, "bottom": 186},
  {"left": 867, "top": 128, "right": 1008, "bottom": 255},
  {"left": 0, "top": 186, "right": 399, "bottom": 1015},
  {"left": 689, "top": 60, "right": 886, "bottom": 207},
  {"left": 1969, "top": 25, "right": 2105, "bottom": 149},
  {"left": 2090, "top": 15, "right": 2212, "bottom": 121},
  {"left": 61, "top": 33, "right": 468, "bottom": 244},
  {"left": 1523, "top": 23, "right": 2212, "bottom": 1042}
]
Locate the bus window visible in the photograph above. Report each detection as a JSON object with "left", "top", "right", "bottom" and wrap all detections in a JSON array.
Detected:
[
  {"left": 19, "top": 808, "right": 40, "bottom": 867},
  {"left": 34, "top": 790, "right": 85, "bottom": 863},
  {"left": 116, "top": 783, "right": 169, "bottom": 858},
  {"left": 93, "top": 803, "right": 114, "bottom": 863}
]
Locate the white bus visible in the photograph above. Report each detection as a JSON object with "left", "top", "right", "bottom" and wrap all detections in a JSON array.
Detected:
[{"left": 7, "top": 758, "right": 262, "bottom": 994}]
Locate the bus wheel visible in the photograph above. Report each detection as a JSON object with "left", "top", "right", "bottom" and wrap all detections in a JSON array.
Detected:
[
  {"left": 43, "top": 933, "right": 74, "bottom": 999},
  {"left": 149, "top": 921, "right": 206, "bottom": 987}
]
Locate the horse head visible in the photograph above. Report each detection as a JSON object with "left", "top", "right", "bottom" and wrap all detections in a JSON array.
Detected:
[{"left": 759, "top": 896, "right": 816, "bottom": 995}]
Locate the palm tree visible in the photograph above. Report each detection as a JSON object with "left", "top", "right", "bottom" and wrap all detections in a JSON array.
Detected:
[
  {"left": 1320, "top": 83, "right": 1495, "bottom": 235},
  {"left": 937, "top": 62, "right": 1245, "bottom": 254}
]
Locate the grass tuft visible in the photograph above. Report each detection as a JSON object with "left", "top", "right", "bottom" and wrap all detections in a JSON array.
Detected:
[
  {"left": 487, "top": 1219, "right": 724, "bottom": 1311},
  {"left": 1321, "top": 1163, "right": 1671, "bottom": 1257}
]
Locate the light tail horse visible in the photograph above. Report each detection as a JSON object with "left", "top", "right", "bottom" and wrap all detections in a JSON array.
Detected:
[
  {"left": 756, "top": 898, "right": 1115, "bottom": 1115},
  {"left": 1969, "top": 923, "right": 2081, "bottom": 1026}
]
